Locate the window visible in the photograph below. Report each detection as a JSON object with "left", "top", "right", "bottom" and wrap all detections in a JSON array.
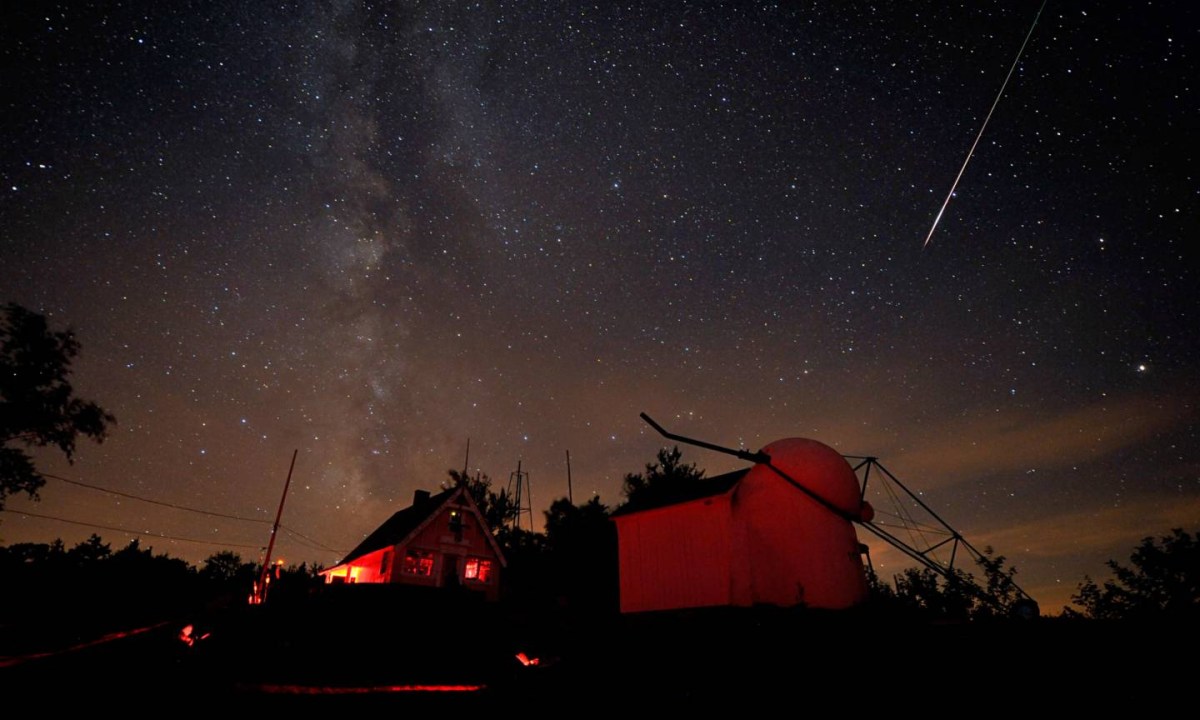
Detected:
[
  {"left": 402, "top": 549, "right": 434, "bottom": 576},
  {"left": 464, "top": 557, "right": 493, "bottom": 583},
  {"left": 448, "top": 509, "right": 467, "bottom": 541}
]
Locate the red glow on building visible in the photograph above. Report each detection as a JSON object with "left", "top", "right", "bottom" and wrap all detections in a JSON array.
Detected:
[
  {"left": 403, "top": 549, "right": 435, "bottom": 576},
  {"left": 612, "top": 437, "right": 872, "bottom": 613},
  {"left": 464, "top": 557, "right": 493, "bottom": 582},
  {"left": 318, "top": 486, "right": 507, "bottom": 600}
]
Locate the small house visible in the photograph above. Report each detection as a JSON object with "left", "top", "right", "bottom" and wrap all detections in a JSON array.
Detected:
[
  {"left": 611, "top": 437, "right": 872, "bottom": 613},
  {"left": 320, "top": 484, "right": 507, "bottom": 601}
]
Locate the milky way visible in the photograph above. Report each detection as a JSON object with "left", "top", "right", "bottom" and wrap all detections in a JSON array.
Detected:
[{"left": 2, "top": 1, "right": 1196, "bottom": 612}]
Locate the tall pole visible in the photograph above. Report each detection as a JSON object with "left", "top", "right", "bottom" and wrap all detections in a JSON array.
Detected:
[
  {"left": 257, "top": 449, "right": 298, "bottom": 604},
  {"left": 565, "top": 449, "right": 573, "bottom": 505},
  {"left": 514, "top": 460, "right": 523, "bottom": 531}
]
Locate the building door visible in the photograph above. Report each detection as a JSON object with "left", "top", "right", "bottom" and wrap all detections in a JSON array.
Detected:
[{"left": 442, "top": 555, "right": 460, "bottom": 588}]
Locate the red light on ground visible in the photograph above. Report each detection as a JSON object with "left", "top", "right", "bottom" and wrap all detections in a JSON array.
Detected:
[
  {"left": 1, "top": 622, "right": 170, "bottom": 668},
  {"left": 179, "top": 624, "right": 211, "bottom": 647},
  {"left": 515, "top": 652, "right": 540, "bottom": 667},
  {"left": 254, "top": 684, "right": 486, "bottom": 695}
]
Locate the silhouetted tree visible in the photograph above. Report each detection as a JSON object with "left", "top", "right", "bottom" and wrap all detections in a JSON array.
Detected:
[
  {"left": 542, "top": 496, "right": 618, "bottom": 614},
  {"left": 66, "top": 533, "right": 112, "bottom": 566},
  {"left": 1071, "top": 528, "right": 1199, "bottom": 620},
  {"left": 888, "top": 567, "right": 975, "bottom": 620},
  {"left": 875, "top": 548, "right": 1028, "bottom": 621},
  {"left": 103, "top": 539, "right": 200, "bottom": 623},
  {"left": 966, "top": 546, "right": 1031, "bottom": 619},
  {"left": 545, "top": 496, "right": 612, "bottom": 548},
  {"left": 620, "top": 445, "right": 704, "bottom": 507},
  {"left": 200, "top": 550, "right": 259, "bottom": 589},
  {"left": 0, "top": 538, "right": 65, "bottom": 567},
  {"left": 265, "top": 561, "right": 325, "bottom": 604},
  {"left": 1, "top": 303, "right": 115, "bottom": 509},
  {"left": 0, "top": 535, "right": 212, "bottom": 644}
]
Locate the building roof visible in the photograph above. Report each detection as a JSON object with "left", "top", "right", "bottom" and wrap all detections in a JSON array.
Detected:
[
  {"left": 336, "top": 487, "right": 457, "bottom": 565},
  {"left": 610, "top": 467, "right": 749, "bottom": 518}
]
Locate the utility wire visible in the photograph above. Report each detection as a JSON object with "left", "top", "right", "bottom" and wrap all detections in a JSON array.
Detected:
[
  {"left": 43, "top": 472, "right": 271, "bottom": 524},
  {"left": 36, "top": 472, "right": 344, "bottom": 556},
  {"left": 280, "top": 524, "right": 345, "bottom": 555},
  {"left": 0, "top": 508, "right": 264, "bottom": 550}
]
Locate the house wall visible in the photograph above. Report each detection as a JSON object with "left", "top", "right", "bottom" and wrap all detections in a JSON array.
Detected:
[
  {"left": 322, "top": 546, "right": 392, "bottom": 584},
  {"left": 402, "top": 501, "right": 503, "bottom": 601},
  {"left": 615, "top": 495, "right": 734, "bottom": 613},
  {"left": 320, "top": 494, "right": 504, "bottom": 601}
]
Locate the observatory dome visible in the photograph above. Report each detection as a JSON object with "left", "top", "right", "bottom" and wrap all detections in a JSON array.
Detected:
[{"left": 757, "top": 437, "right": 864, "bottom": 518}]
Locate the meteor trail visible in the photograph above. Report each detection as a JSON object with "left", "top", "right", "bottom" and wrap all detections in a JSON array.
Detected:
[{"left": 923, "top": 0, "right": 1048, "bottom": 249}]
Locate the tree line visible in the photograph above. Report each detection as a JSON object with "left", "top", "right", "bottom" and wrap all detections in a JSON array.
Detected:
[
  {"left": 0, "top": 535, "right": 321, "bottom": 653},
  {"left": 0, "top": 450, "right": 1195, "bottom": 643},
  {"left": 2, "top": 303, "right": 1196, "bottom": 627}
]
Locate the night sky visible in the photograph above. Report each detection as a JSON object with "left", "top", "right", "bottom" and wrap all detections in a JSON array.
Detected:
[{"left": 2, "top": 1, "right": 1196, "bottom": 614}]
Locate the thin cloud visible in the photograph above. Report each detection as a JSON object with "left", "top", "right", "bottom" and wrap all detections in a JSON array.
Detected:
[
  {"left": 970, "top": 495, "right": 1200, "bottom": 562},
  {"left": 889, "top": 393, "right": 1193, "bottom": 484}
]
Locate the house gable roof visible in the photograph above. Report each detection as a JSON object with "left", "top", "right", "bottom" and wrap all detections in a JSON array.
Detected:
[
  {"left": 337, "top": 487, "right": 456, "bottom": 565},
  {"left": 335, "top": 484, "right": 508, "bottom": 567},
  {"left": 610, "top": 467, "right": 749, "bottom": 518}
]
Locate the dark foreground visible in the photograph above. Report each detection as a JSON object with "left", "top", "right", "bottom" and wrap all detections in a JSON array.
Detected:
[{"left": 1, "top": 589, "right": 1189, "bottom": 710}]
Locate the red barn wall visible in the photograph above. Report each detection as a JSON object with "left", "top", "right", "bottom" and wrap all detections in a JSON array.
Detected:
[
  {"left": 616, "top": 495, "right": 734, "bottom": 613},
  {"left": 616, "top": 438, "right": 870, "bottom": 613}
]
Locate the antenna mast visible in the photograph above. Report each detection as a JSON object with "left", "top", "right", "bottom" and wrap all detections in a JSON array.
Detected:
[
  {"left": 507, "top": 460, "right": 534, "bottom": 532},
  {"left": 462, "top": 437, "right": 471, "bottom": 477}
]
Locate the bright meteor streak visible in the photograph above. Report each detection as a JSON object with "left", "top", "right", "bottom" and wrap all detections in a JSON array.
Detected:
[{"left": 923, "top": 0, "right": 1047, "bottom": 249}]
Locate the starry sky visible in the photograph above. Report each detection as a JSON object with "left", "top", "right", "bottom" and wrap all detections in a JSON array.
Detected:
[{"left": 2, "top": 1, "right": 1196, "bottom": 614}]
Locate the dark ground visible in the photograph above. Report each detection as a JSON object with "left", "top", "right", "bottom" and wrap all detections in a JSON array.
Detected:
[{"left": 1, "top": 589, "right": 1189, "bottom": 711}]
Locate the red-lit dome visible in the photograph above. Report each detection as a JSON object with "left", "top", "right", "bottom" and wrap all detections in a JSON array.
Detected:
[
  {"left": 614, "top": 434, "right": 871, "bottom": 612},
  {"left": 757, "top": 437, "right": 863, "bottom": 518}
]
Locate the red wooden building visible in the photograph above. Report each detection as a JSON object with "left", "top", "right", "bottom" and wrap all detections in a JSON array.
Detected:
[
  {"left": 320, "top": 485, "right": 507, "bottom": 601},
  {"left": 611, "top": 437, "right": 872, "bottom": 613}
]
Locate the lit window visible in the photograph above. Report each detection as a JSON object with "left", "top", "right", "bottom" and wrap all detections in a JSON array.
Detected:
[
  {"left": 448, "top": 509, "right": 467, "bottom": 540},
  {"left": 464, "top": 557, "right": 493, "bottom": 583},
  {"left": 402, "top": 550, "right": 434, "bottom": 576}
]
